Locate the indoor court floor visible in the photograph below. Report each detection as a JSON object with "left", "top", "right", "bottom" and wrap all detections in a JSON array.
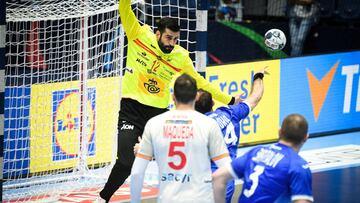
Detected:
[{"left": 3, "top": 131, "right": 360, "bottom": 203}]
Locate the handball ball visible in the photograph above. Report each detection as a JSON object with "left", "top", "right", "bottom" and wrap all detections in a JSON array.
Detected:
[{"left": 264, "top": 29, "right": 286, "bottom": 51}]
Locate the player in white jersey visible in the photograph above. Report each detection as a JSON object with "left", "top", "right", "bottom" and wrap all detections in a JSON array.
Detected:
[{"left": 130, "top": 73, "right": 231, "bottom": 203}]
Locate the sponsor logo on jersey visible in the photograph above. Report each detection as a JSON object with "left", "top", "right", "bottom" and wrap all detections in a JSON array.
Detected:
[
  {"left": 120, "top": 124, "right": 134, "bottom": 130},
  {"left": 138, "top": 73, "right": 166, "bottom": 97},
  {"left": 136, "top": 58, "right": 147, "bottom": 67},
  {"left": 137, "top": 52, "right": 150, "bottom": 61},
  {"left": 144, "top": 78, "right": 161, "bottom": 94},
  {"left": 166, "top": 120, "right": 192, "bottom": 124},
  {"left": 302, "top": 164, "right": 310, "bottom": 169},
  {"left": 161, "top": 172, "right": 192, "bottom": 183}
]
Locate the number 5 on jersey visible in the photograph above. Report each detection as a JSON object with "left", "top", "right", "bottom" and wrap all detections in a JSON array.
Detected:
[{"left": 168, "top": 141, "right": 187, "bottom": 170}]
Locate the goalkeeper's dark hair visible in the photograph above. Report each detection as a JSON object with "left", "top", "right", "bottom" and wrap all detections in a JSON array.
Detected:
[
  {"left": 195, "top": 89, "right": 213, "bottom": 114},
  {"left": 280, "top": 114, "right": 308, "bottom": 146},
  {"left": 157, "top": 17, "right": 180, "bottom": 33},
  {"left": 174, "top": 73, "right": 197, "bottom": 104}
]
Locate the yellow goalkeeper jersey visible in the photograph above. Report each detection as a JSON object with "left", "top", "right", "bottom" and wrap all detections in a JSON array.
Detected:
[{"left": 119, "top": 0, "right": 232, "bottom": 108}]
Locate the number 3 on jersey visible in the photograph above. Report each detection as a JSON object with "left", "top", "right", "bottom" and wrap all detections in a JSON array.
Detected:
[
  {"left": 168, "top": 141, "right": 187, "bottom": 170},
  {"left": 243, "top": 165, "right": 265, "bottom": 197}
]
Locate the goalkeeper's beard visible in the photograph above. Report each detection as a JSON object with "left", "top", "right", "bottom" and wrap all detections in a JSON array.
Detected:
[{"left": 158, "top": 40, "right": 174, "bottom": 54}]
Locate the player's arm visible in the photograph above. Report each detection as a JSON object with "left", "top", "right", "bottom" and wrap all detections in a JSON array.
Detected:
[
  {"left": 213, "top": 153, "right": 247, "bottom": 203},
  {"left": 246, "top": 67, "right": 268, "bottom": 109},
  {"left": 208, "top": 120, "right": 231, "bottom": 166},
  {"left": 209, "top": 121, "right": 231, "bottom": 203},
  {"left": 119, "top": 0, "right": 143, "bottom": 40},
  {"left": 182, "top": 57, "right": 235, "bottom": 105},
  {"left": 228, "top": 67, "right": 267, "bottom": 121},
  {"left": 289, "top": 163, "right": 314, "bottom": 202},
  {"left": 212, "top": 166, "right": 233, "bottom": 203},
  {"left": 130, "top": 157, "right": 150, "bottom": 203},
  {"left": 130, "top": 123, "right": 154, "bottom": 202}
]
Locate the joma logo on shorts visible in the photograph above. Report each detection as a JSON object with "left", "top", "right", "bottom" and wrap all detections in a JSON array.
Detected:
[{"left": 121, "top": 124, "right": 134, "bottom": 130}]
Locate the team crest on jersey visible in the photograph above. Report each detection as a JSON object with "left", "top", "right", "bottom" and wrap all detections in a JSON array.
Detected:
[{"left": 52, "top": 88, "right": 96, "bottom": 161}]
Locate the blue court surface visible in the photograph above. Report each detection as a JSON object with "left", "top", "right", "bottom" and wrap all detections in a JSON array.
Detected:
[
  {"left": 304, "top": 132, "right": 360, "bottom": 203},
  {"left": 313, "top": 166, "right": 360, "bottom": 203}
]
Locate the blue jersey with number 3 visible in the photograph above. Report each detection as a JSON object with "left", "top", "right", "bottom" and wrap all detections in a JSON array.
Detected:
[{"left": 230, "top": 143, "right": 313, "bottom": 203}]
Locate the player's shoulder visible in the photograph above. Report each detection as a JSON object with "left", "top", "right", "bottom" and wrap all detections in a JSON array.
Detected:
[
  {"left": 171, "top": 45, "right": 190, "bottom": 56},
  {"left": 214, "top": 106, "right": 231, "bottom": 113},
  {"left": 293, "top": 154, "right": 309, "bottom": 166},
  {"left": 211, "top": 106, "right": 232, "bottom": 118},
  {"left": 243, "top": 145, "right": 265, "bottom": 157},
  {"left": 195, "top": 110, "right": 215, "bottom": 121},
  {"left": 288, "top": 152, "right": 310, "bottom": 172},
  {"left": 216, "top": 102, "right": 250, "bottom": 118},
  {"left": 136, "top": 24, "right": 154, "bottom": 37},
  {"left": 142, "top": 24, "right": 153, "bottom": 32},
  {"left": 196, "top": 111, "right": 220, "bottom": 127},
  {"left": 229, "top": 101, "right": 251, "bottom": 114},
  {"left": 246, "top": 144, "right": 285, "bottom": 160},
  {"left": 146, "top": 111, "right": 170, "bottom": 125}
]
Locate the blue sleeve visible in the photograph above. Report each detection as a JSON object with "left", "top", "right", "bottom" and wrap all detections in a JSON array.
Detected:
[
  {"left": 230, "top": 152, "right": 248, "bottom": 178},
  {"left": 228, "top": 102, "right": 250, "bottom": 123},
  {"left": 289, "top": 163, "right": 313, "bottom": 201}
]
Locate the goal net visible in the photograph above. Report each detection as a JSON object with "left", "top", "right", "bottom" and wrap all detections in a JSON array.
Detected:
[{"left": 4, "top": 0, "right": 199, "bottom": 202}]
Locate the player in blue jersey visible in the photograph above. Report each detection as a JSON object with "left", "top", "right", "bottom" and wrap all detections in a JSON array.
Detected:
[
  {"left": 194, "top": 68, "right": 267, "bottom": 203},
  {"left": 212, "top": 114, "right": 313, "bottom": 203}
]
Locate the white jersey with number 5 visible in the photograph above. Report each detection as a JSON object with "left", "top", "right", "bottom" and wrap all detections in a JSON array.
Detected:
[{"left": 137, "top": 110, "right": 229, "bottom": 203}]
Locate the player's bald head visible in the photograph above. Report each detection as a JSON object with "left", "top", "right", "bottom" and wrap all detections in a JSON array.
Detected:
[{"left": 280, "top": 114, "right": 308, "bottom": 146}]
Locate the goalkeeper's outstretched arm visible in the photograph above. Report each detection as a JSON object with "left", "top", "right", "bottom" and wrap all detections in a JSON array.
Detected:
[{"left": 119, "top": 0, "right": 143, "bottom": 40}]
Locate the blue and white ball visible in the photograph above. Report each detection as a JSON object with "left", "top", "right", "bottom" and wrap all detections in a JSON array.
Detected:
[{"left": 264, "top": 29, "right": 286, "bottom": 51}]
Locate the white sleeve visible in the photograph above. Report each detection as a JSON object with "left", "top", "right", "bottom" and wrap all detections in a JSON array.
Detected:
[
  {"left": 130, "top": 157, "right": 150, "bottom": 203},
  {"left": 214, "top": 156, "right": 231, "bottom": 168},
  {"left": 137, "top": 122, "right": 153, "bottom": 159},
  {"left": 209, "top": 120, "right": 230, "bottom": 161}
]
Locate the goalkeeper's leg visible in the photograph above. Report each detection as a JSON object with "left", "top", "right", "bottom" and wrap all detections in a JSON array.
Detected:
[
  {"left": 99, "top": 120, "right": 140, "bottom": 202},
  {"left": 99, "top": 160, "right": 132, "bottom": 202}
]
